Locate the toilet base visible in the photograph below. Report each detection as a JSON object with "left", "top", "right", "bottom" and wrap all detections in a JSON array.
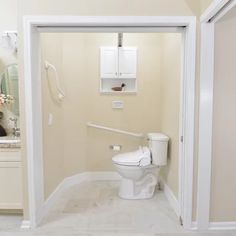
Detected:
[{"left": 119, "top": 172, "right": 158, "bottom": 200}]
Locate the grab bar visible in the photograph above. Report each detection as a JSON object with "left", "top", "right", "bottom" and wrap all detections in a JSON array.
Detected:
[
  {"left": 87, "top": 122, "right": 144, "bottom": 138},
  {"left": 44, "top": 61, "right": 66, "bottom": 100}
]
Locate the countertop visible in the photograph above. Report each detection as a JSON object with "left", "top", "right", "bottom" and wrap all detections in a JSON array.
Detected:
[{"left": 0, "top": 136, "right": 21, "bottom": 149}]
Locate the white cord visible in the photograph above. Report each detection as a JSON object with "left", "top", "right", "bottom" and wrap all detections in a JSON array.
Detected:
[{"left": 44, "top": 61, "right": 65, "bottom": 100}]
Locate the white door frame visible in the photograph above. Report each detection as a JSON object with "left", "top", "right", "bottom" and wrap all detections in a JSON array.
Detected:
[
  {"left": 23, "top": 16, "right": 196, "bottom": 228},
  {"left": 197, "top": 0, "right": 236, "bottom": 230}
]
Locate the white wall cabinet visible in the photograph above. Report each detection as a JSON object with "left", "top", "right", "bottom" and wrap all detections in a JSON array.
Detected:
[
  {"left": 118, "top": 47, "right": 137, "bottom": 79},
  {"left": 0, "top": 149, "right": 22, "bottom": 210},
  {"left": 100, "top": 47, "right": 137, "bottom": 93},
  {"left": 100, "top": 47, "right": 118, "bottom": 78}
]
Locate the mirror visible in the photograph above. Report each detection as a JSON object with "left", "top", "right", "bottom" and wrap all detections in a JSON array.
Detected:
[{"left": 0, "top": 64, "right": 19, "bottom": 116}]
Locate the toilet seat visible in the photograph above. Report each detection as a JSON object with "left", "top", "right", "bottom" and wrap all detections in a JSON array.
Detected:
[{"left": 112, "top": 146, "right": 151, "bottom": 167}]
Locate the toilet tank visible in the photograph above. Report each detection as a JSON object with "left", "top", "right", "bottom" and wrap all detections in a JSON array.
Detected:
[{"left": 148, "top": 133, "right": 169, "bottom": 166}]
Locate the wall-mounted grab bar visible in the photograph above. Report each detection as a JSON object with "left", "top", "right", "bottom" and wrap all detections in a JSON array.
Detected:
[
  {"left": 44, "top": 61, "right": 65, "bottom": 100},
  {"left": 87, "top": 122, "right": 144, "bottom": 138}
]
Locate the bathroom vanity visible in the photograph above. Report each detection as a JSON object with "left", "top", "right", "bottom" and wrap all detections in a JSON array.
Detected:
[
  {"left": 0, "top": 64, "right": 22, "bottom": 211},
  {"left": 0, "top": 140, "right": 22, "bottom": 210}
]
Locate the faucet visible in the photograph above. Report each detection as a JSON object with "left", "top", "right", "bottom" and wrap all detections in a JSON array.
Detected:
[{"left": 9, "top": 117, "right": 20, "bottom": 137}]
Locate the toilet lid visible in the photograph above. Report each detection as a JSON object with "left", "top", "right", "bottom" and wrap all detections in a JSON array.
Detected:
[{"left": 112, "top": 146, "right": 151, "bottom": 166}]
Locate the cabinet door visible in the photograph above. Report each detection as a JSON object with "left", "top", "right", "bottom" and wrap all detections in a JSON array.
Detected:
[
  {"left": 100, "top": 47, "right": 118, "bottom": 78},
  {"left": 118, "top": 47, "right": 137, "bottom": 79},
  {"left": 0, "top": 162, "right": 22, "bottom": 209}
]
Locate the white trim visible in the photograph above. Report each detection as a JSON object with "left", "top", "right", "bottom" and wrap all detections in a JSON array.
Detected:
[
  {"left": 209, "top": 222, "right": 236, "bottom": 230},
  {"left": 192, "top": 221, "right": 236, "bottom": 230},
  {"left": 189, "top": 221, "right": 236, "bottom": 231},
  {"left": 23, "top": 16, "right": 196, "bottom": 229},
  {"left": 200, "top": 0, "right": 231, "bottom": 22},
  {"left": 191, "top": 221, "right": 197, "bottom": 230},
  {"left": 198, "top": 0, "right": 236, "bottom": 231},
  {"left": 211, "top": 1, "right": 236, "bottom": 24},
  {"left": 197, "top": 22, "right": 215, "bottom": 230},
  {"left": 21, "top": 220, "right": 31, "bottom": 229},
  {"left": 178, "top": 32, "right": 185, "bottom": 224},
  {"left": 37, "top": 26, "right": 183, "bottom": 33},
  {"left": 160, "top": 179, "right": 180, "bottom": 217},
  {"left": 180, "top": 18, "right": 196, "bottom": 230},
  {"left": 24, "top": 15, "right": 194, "bottom": 27},
  {"left": 23, "top": 18, "right": 44, "bottom": 228}
]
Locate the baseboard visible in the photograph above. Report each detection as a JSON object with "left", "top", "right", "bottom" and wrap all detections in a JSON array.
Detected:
[
  {"left": 37, "top": 171, "right": 120, "bottom": 226},
  {"left": 209, "top": 222, "right": 236, "bottom": 230},
  {"left": 191, "top": 221, "right": 197, "bottom": 230},
  {"left": 21, "top": 220, "right": 31, "bottom": 229},
  {"left": 190, "top": 221, "right": 236, "bottom": 231},
  {"left": 160, "top": 178, "right": 180, "bottom": 217},
  {"left": 87, "top": 171, "right": 121, "bottom": 181},
  {"left": 36, "top": 176, "right": 71, "bottom": 225}
]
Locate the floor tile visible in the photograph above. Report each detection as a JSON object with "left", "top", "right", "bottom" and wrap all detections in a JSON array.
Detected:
[{"left": 1, "top": 180, "right": 236, "bottom": 236}]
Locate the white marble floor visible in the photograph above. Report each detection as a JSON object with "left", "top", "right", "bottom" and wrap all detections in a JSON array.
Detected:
[
  {"left": 0, "top": 180, "right": 236, "bottom": 236},
  {"left": 0, "top": 213, "right": 23, "bottom": 231},
  {"left": 40, "top": 180, "right": 186, "bottom": 234}
]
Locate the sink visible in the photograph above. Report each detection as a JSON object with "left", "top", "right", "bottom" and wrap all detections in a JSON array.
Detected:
[{"left": 0, "top": 136, "right": 20, "bottom": 144}]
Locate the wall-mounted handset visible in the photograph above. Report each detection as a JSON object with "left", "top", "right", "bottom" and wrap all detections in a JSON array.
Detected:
[
  {"left": 44, "top": 61, "right": 66, "bottom": 100},
  {"left": 2, "top": 31, "right": 18, "bottom": 53}
]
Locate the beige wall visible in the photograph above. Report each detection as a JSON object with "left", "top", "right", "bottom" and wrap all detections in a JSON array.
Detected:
[
  {"left": 211, "top": 7, "right": 236, "bottom": 222},
  {"left": 160, "top": 34, "right": 182, "bottom": 198},
  {"left": 40, "top": 34, "right": 65, "bottom": 198},
  {"left": 41, "top": 32, "right": 181, "bottom": 202},
  {"left": 19, "top": 0, "right": 204, "bottom": 16},
  {"left": 0, "top": 0, "right": 18, "bottom": 132},
  {"left": 85, "top": 33, "right": 162, "bottom": 172},
  {"left": 200, "top": 0, "right": 212, "bottom": 13},
  {"left": 0, "top": 0, "right": 17, "bottom": 72},
  {"left": 18, "top": 0, "right": 214, "bottom": 221},
  {"left": 41, "top": 33, "right": 165, "bottom": 197}
]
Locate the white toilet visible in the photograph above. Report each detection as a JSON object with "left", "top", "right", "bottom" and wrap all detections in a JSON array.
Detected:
[{"left": 112, "top": 133, "right": 169, "bottom": 200}]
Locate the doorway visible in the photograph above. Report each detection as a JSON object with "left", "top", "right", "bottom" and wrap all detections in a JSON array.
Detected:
[
  {"left": 23, "top": 16, "right": 196, "bottom": 229},
  {"left": 198, "top": 0, "right": 236, "bottom": 230}
]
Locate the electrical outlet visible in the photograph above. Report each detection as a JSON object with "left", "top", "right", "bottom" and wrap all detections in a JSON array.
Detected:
[{"left": 112, "top": 101, "right": 124, "bottom": 109}]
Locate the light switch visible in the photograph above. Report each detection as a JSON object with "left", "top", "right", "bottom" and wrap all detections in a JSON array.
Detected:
[
  {"left": 48, "top": 113, "right": 53, "bottom": 126},
  {"left": 112, "top": 101, "right": 124, "bottom": 109}
]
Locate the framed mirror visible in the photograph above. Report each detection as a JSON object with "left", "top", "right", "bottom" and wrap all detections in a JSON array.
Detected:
[{"left": 0, "top": 64, "right": 19, "bottom": 116}]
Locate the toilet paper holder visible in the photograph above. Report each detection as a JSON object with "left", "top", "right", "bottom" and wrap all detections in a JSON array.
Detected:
[{"left": 110, "top": 145, "right": 122, "bottom": 151}]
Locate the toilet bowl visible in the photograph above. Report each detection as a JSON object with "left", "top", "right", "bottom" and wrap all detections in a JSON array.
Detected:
[
  {"left": 113, "top": 162, "right": 159, "bottom": 199},
  {"left": 112, "top": 133, "right": 169, "bottom": 200}
]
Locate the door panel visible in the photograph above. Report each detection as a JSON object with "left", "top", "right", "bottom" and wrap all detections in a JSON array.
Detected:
[
  {"left": 100, "top": 47, "right": 118, "bottom": 78},
  {"left": 118, "top": 47, "right": 137, "bottom": 79}
]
